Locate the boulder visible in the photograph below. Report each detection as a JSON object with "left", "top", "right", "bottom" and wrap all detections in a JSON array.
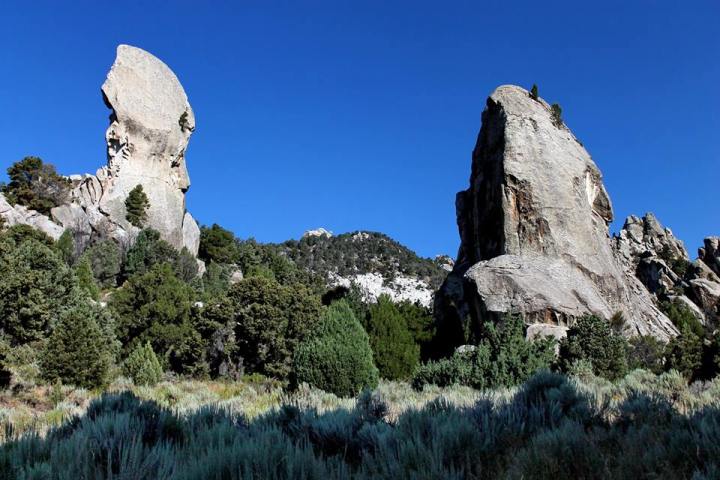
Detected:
[
  {"left": 436, "top": 85, "right": 676, "bottom": 342},
  {"left": 0, "top": 193, "right": 64, "bottom": 240},
  {"left": 613, "top": 213, "right": 689, "bottom": 271}
]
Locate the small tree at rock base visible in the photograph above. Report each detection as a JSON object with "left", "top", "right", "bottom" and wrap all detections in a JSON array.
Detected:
[
  {"left": 123, "top": 342, "right": 163, "bottom": 386},
  {"left": 125, "top": 184, "right": 150, "bottom": 228},
  {"left": 75, "top": 256, "right": 100, "bottom": 300},
  {"left": 39, "top": 303, "right": 114, "bottom": 389},
  {"left": 558, "top": 315, "right": 628, "bottom": 380},
  {"left": 365, "top": 295, "right": 419, "bottom": 380},
  {"left": 293, "top": 300, "right": 378, "bottom": 397}
]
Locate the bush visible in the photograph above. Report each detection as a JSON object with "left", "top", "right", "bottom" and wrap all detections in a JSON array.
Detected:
[
  {"left": 199, "top": 224, "right": 239, "bottom": 264},
  {"left": 364, "top": 295, "right": 419, "bottom": 380},
  {"left": 201, "top": 276, "right": 323, "bottom": 380},
  {"left": 664, "top": 326, "right": 704, "bottom": 380},
  {"left": 2, "top": 156, "right": 71, "bottom": 215},
  {"left": 55, "top": 230, "right": 74, "bottom": 265},
  {"left": 559, "top": 315, "right": 628, "bottom": 380},
  {"left": 125, "top": 185, "right": 150, "bottom": 228},
  {"left": 39, "top": 303, "right": 115, "bottom": 389},
  {"left": 293, "top": 300, "right": 378, "bottom": 397},
  {"left": 81, "top": 239, "right": 122, "bottom": 288},
  {"left": 628, "top": 335, "right": 665, "bottom": 374},
  {"left": 123, "top": 342, "right": 163, "bottom": 386},
  {"left": 413, "top": 315, "right": 555, "bottom": 390},
  {"left": 660, "top": 299, "right": 704, "bottom": 338},
  {"left": 0, "top": 235, "right": 78, "bottom": 345}
]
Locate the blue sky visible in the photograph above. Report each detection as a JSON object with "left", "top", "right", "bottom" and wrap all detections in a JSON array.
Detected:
[{"left": 0, "top": 1, "right": 717, "bottom": 258}]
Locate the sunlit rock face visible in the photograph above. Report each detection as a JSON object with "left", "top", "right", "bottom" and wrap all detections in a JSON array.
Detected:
[
  {"left": 51, "top": 45, "right": 200, "bottom": 254},
  {"left": 436, "top": 85, "right": 677, "bottom": 343}
]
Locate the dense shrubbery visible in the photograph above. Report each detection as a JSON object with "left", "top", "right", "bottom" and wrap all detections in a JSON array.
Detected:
[
  {"left": 199, "top": 223, "right": 239, "bottom": 264},
  {"left": 123, "top": 229, "right": 198, "bottom": 281},
  {"left": 201, "top": 276, "right": 323, "bottom": 380},
  {"left": 81, "top": 239, "right": 122, "bottom": 288},
  {"left": 293, "top": 300, "right": 378, "bottom": 396},
  {"left": 1, "top": 157, "right": 71, "bottom": 215},
  {"left": 5, "top": 370, "right": 720, "bottom": 479},
  {"left": 559, "top": 315, "right": 629, "bottom": 380},
  {"left": 413, "top": 316, "right": 555, "bottom": 390}
]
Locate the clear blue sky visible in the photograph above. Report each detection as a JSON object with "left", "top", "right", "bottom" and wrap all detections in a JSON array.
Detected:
[{"left": 1, "top": 1, "right": 717, "bottom": 258}]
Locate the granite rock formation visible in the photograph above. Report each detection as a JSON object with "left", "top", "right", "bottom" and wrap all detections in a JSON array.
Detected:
[
  {"left": 436, "top": 85, "right": 677, "bottom": 343},
  {"left": 50, "top": 45, "right": 200, "bottom": 254}
]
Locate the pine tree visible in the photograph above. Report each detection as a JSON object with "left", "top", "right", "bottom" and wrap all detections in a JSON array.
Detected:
[
  {"left": 39, "top": 303, "right": 114, "bottom": 389},
  {"left": 55, "top": 230, "right": 74, "bottom": 265},
  {"left": 75, "top": 256, "right": 100, "bottom": 300},
  {"left": 125, "top": 185, "right": 150, "bottom": 228},
  {"left": 294, "top": 300, "right": 378, "bottom": 397},
  {"left": 123, "top": 342, "right": 163, "bottom": 386},
  {"left": 529, "top": 84, "right": 539, "bottom": 100},
  {"left": 551, "top": 103, "right": 563, "bottom": 127},
  {"left": 365, "top": 295, "right": 419, "bottom": 380}
]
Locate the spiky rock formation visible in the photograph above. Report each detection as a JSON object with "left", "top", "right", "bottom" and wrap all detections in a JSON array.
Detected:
[
  {"left": 436, "top": 85, "right": 677, "bottom": 343},
  {"left": 51, "top": 45, "right": 200, "bottom": 254}
]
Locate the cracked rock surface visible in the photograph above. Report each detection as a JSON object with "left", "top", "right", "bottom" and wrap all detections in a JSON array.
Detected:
[{"left": 437, "top": 85, "right": 676, "bottom": 342}]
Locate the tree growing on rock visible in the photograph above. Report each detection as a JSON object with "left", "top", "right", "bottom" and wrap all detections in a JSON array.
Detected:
[
  {"left": 125, "top": 185, "right": 150, "bottom": 228},
  {"left": 551, "top": 103, "right": 563, "bottom": 127},
  {"left": 529, "top": 84, "right": 539, "bottom": 100},
  {"left": 2, "top": 156, "right": 71, "bottom": 215}
]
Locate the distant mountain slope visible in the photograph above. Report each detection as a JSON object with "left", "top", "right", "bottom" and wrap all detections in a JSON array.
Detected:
[{"left": 277, "top": 231, "right": 448, "bottom": 307}]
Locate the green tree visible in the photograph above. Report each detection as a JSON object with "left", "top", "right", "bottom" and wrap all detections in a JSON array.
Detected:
[
  {"left": 551, "top": 103, "right": 563, "bottom": 127},
  {"left": 2, "top": 157, "right": 71, "bottom": 215},
  {"left": 627, "top": 335, "right": 665, "bottom": 374},
  {"left": 111, "top": 263, "right": 202, "bottom": 374},
  {"left": 123, "top": 342, "right": 163, "bottom": 386},
  {"left": 529, "top": 84, "right": 539, "bottom": 100},
  {"left": 55, "top": 230, "right": 74, "bottom": 265},
  {"left": 125, "top": 185, "right": 150, "bottom": 228},
  {"left": 293, "top": 300, "right": 378, "bottom": 397},
  {"left": 412, "top": 316, "right": 555, "bottom": 390},
  {"left": 397, "top": 300, "right": 436, "bottom": 361},
  {"left": 365, "top": 295, "right": 419, "bottom": 380},
  {"left": 664, "top": 326, "right": 704, "bottom": 380},
  {"left": 558, "top": 315, "right": 628, "bottom": 380},
  {"left": 123, "top": 229, "right": 193, "bottom": 281},
  {"left": 0, "top": 236, "right": 78, "bottom": 345},
  {"left": 660, "top": 299, "right": 704, "bottom": 337},
  {"left": 75, "top": 256, "right": 100, "bottom": 300},
  {"left": 201, "top": 276, "right": 322, "bottom": 379},
  {"left": 39, "top": 303, "right": 115, "bottom": 389},
  {"left": 199, "top": 224, "right": 239, "bottom": 264},
  {"left": 82, "top": 240, "right": 122, "bottom": 288}
]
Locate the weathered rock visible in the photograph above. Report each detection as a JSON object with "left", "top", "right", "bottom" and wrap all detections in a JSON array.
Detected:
[
  {"left": 436, "top": 85, "right": 676, "bottom": 342},
  {"left": 0, "top": 193, "right": 64, "bottom": 240},
  {"left": 613, "top": 214, "right": 689, "bottom": 271},
  {"left": 688, "top": 279, "right": 720, "bottom": 321},
  {"left": 636, "top": 257, "right": 681, "bottom": 294},
  {"left": 699, "top": 237, "right": 720, "bottom": 277},
  {"left": 667, "top": 294, "right": 707, "bottom": 325},
  {"left": 303, "top": 228, "right": 333, "bottom": 239},
  {"left": 49, "top": 45, "right": 200, "bottom": 256}
]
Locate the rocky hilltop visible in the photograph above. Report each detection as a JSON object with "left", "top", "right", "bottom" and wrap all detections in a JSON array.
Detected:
[
  {"left": 437, "top": 85, "right": 678, "bottom": 342},
  {"left": 1, "top": 45, "right": 200, "bottom": 254},
  {"left": 278, "top": 230, "right": 448, "bottom": 307}
]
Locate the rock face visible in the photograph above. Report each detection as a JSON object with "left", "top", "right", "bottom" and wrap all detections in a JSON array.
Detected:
[
  {"left": 613, "top": 213, "right": 689, "bottom": 268},
  {"left": 437, "top": 85, "right": 677, "bottom": 342},
  {"left": 51, "top": 45, "right": 200, "bottom": 254},
  {"left": 700, "top": 237, "right": 720, "bottom": 277}
]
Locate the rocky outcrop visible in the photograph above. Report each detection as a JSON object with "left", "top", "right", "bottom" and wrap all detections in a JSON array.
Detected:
[
  {"left": 700, "top": 237, "right": 720, "bottom": 277},
  {"left": 436, "top": 85, "right": 677, "bottom": 343},
  {"left": 614, "top": 214, "right": 719, "bottom": 326},
  {"left": 0, "top": 193, "right": 64, "bottom": 239},
  {"left": 49, "top": 45, "right": 200, "bottom": 254}
]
